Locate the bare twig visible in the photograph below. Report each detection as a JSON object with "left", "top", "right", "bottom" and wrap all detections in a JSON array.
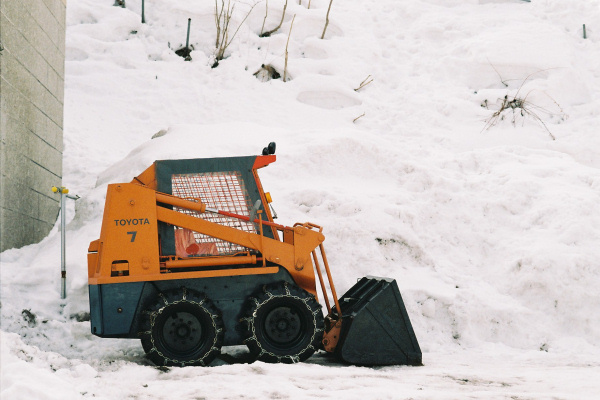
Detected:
[
  {"left": 353, "top": 112, "right": 366, "bottom": 123},
  {"left": 215, "top": 0, "right": 226, "bottom": 48},
  {"left": 217, "top": 1, "right": 234, "bottom": 52},
  {"left": 483, "top": 92, "right": 563, "bottom": 140},
  {"left": 321, "top": 0, "right": 334, "bottom": 39},
  {"left": 354, "top": 75, "right": 373, "bottom": 91},
  {"left": 260, "top": 0, "right": 268, "bottom": 35},
  {"left": 283, "top": 14, "right": 296, "bottom": 82},
  {"left": 482, "top": 68, "right": 566, "bottom": 140},
  {"left": 223, "top": 3, "right": 256, "bottom": 49},
  {"left": 261, "top": 0, "right": 288, "bottom": 37},
  {"left": 488, "top": 59, "right": 508, "bottom": 87},
  {"left": 214, "top": 0, "right": 258, "bottom": 63}
]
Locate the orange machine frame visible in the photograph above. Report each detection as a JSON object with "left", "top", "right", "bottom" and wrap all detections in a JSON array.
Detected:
[{"left": 87, "top": 155, "right": 338, "bottom": 301}]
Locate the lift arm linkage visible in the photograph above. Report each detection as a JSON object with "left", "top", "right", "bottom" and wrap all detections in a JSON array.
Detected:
[{"left": 89, "top": 183, "right": 330, "bottom": 297}]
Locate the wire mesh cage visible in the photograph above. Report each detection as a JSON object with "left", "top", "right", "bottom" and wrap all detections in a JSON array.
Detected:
[{"left": 171, "top": 171, "right": 256, "bottom": 255}]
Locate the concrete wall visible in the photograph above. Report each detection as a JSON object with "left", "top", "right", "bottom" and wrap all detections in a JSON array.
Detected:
[{"left": 1, "top": 0, "right": 66, "bottom": 252}]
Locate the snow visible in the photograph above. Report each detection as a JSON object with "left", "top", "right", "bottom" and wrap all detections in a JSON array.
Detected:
[{"left": 2, "top": 0, "right": 600, "bottom": 398}]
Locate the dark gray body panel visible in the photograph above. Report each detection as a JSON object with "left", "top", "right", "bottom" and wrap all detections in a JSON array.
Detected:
[{"left": 89, "top": 267, "right": 299, "bottom": 346}]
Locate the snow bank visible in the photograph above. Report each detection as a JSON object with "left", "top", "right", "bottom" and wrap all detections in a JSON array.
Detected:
[{"left": 2, "top": 0, "right": 600, "bottom": 398}]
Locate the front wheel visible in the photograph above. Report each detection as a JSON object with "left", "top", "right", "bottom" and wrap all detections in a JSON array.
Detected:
[
  {"left": 140, "top": 288, "right": 224, "bottom": 366},
  {"left": 241, "top": 282, "right": 324, "bottom": 363}
]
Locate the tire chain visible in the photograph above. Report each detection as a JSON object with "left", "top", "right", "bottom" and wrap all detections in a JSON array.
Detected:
[
  {"left": 241, "top": 281, "right": 324, "bottom": 363},
  {"left": 139, "top": 287, "right": 224, "bottom": 367}
]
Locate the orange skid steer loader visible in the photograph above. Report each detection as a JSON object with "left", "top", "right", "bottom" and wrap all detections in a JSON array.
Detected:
[{"left": 87, "top": 143, "right": 421, "bottom": 366}]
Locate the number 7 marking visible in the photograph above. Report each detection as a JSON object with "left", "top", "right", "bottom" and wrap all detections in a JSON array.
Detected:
[{"left": 127, "top": 231, "right": 137, "bottom": 242}]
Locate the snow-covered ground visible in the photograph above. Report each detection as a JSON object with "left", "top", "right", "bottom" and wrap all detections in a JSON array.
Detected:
[{"left": 2, "top": 0, "right": 600, "bottom": 398}]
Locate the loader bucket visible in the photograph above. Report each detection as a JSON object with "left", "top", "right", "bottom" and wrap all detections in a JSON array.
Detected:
[{"left": 333, "top": 276, "right": 422, "bottom": 366}]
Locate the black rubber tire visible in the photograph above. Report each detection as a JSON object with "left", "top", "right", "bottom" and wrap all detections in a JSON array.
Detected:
[
  {"left": 241, "top": 281, "right": 324, "bottom": 364},
  {"left": 140, "top": 288, "right": 224, "bottom": 367}
]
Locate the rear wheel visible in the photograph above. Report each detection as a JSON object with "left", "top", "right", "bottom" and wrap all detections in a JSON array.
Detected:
[
  {"left": 241, "top": 282, "right": 324, "bottom": 363},
  {"left": 140, "top": 288, "right": 224, "bottom": 366}
]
